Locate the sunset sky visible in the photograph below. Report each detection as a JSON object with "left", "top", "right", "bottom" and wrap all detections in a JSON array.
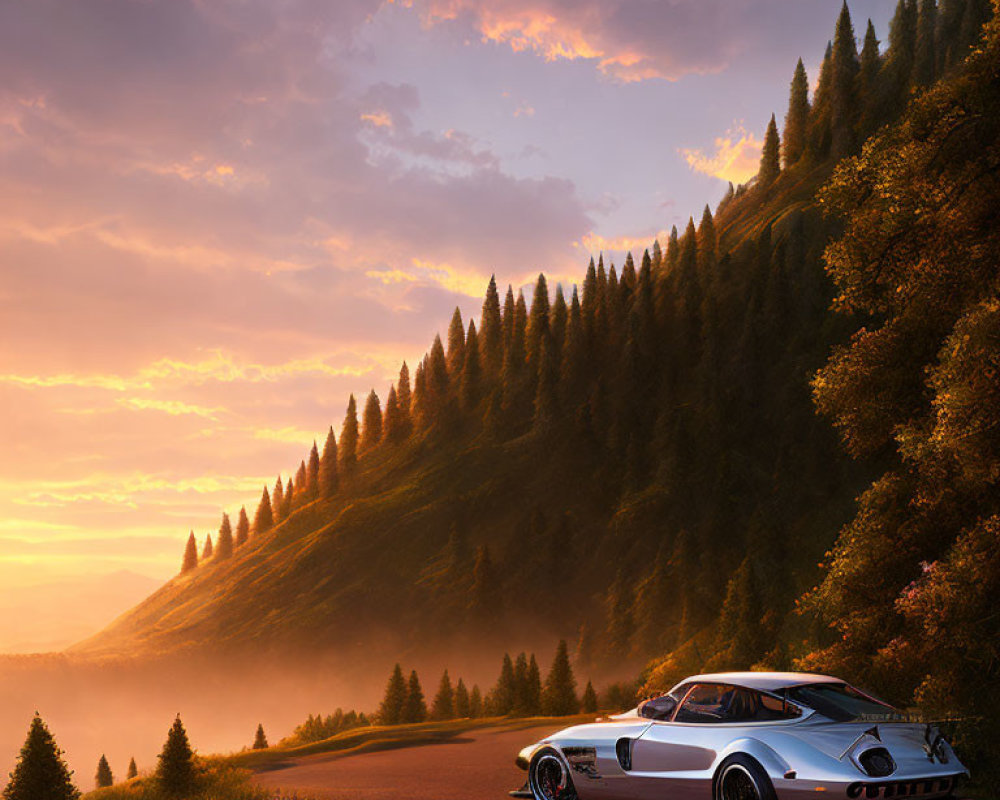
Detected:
[{"left": 0, "top": 0, "right": 895, "bottom": 603}]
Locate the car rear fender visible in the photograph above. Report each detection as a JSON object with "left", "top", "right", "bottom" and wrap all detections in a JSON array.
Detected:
[{"left": 718, "top": 737, "right": 792, "bottom": 780}]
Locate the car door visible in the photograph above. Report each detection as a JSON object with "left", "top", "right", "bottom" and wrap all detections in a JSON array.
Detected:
[{"left": 628, "top": 684, "right": 735, "bottom": 800}]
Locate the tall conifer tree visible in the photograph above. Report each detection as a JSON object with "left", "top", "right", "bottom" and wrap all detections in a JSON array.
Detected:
[
  {"left": 758, "top": 114, "right": 781, "bottom": 186},
  {"left": 914, "top": 0, "right": 938, "bottom": 85},
  {"left": 479, "top": 276, "right": 503, "bottom": 379},
  {"left": 181, "top": 531, "right": 198, "bottom": 573},
  {"left": 460, "top": 321, "right": 482, "bottom": 413},
  {"left": 3, "top": 714, "right": 79, "bottom": 800},
  {"left": 254, "top": 486, "right": 273, "bottom": 535},
  {"left": 830, "top": 2, "right": 860, "bottom": 157},
  {"left": 378, "top": 664, "right": 408, "bottom": 725},
  {"left": 454, "top": 678, "right": 471, "bottom": 718},
  {"left": 307, "top": 441, "right": 320, "bottom": 498},
  {"left": 446, "top": 308, "right": 465, "bottom": 376},
  {"left": 235, "top": 506, "right": 249, "bottom": 547},
  {"left": 216, "top": 512, "right": 233, "bottom": 560},
  {"left": 126, "top": 758, "right": 137, "bottom": 780},
  {"left": 339, "top": 395, "right": 359, "bottom": 472},
  {"left": 431, "top": 670, "right": 455, "bottom": 720},
  {"left": 542, "top": 640, "right": 578, "bottom": 716},
  {"left": 526, "top": 274, "right": 550, "bottom": 368},
  {"left": 319, "top": 426, "right": 338, "bottom": 496},
  {"left": 383, "top": 385, "right": 403, "bottom": 442},
  {"left": 360, "top": 390, "right": 382, "bottom": 451},
  {"left": 402, "top": 671, "right": 427, "bottom": 723},
  {"left": 272, "top": 477, "right": 285, "bottom": 523},
  {"left": 201, "top": 534, "right": 213, "bottom": 560},
  {"left": 156, "top": 716, "right": 195, "bottom": 796},
  {"left": 783, "top": 59, "right": 810, "bottom": 166},
  {"left": 94, "top": 756, "right": 112, "bottom": 789},
  {"left": 397, "top": 362, "right": 412, "bottom": 430}
]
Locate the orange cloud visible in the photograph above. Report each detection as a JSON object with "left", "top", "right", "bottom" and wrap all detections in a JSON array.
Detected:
[
  {"left": 679, "top": 125, "right": 763, "bottom": 184},
  {"left": 361, "top": 110, "right": 394, "bottom": 128}
]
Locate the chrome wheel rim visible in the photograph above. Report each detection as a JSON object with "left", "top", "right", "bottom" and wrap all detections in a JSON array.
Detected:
[
  {"left": 720, "top": 764, "right": 759, "bottom": 800},
  {"left": 531, "top": 753, "right": 573, "bottom": 800}
]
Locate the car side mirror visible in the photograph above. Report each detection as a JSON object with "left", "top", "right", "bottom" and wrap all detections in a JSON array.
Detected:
[{"left": 639, "top": 695, "right": 677, "bottom": 720}]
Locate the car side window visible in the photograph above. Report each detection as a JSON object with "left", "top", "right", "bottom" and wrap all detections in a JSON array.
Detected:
[
  {"left": 673, "top": 683, "right": 735, "bottom": 723},
  {"left": 723, "top": 688, "right": 802, "bottom": 722}
]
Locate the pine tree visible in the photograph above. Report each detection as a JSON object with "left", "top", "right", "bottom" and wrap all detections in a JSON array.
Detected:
[
  {"left": 783, "top": 58, "right": 810, "bottom": 166},
  {"left": 95, "top": 755, "right": 113, "bottom": 789},
  {"left": 884, "top": 0, "right": 918, "bottom": 117},
  {"left": 201, "top": 534, "right": 213, "bottom": 560},
  {"left": 126, "top": 758, "right": 137, "bottom": 781},
  {"left": 526, "top": 654, "right": 543, "bottom": 715},
  {"left": 378, "top": 664, "right": 408, "bottom": 725},
  {"left": 914, "top": 0, "right": 938, "bottom": 85},
  {"left": 252, "top": 724, "right": 268, "bottom": 749},
  {"left": 431, "top": 670, "right": 454, "bottom": 720},
  {"left": 454, "top": 678, "right": 471, "bottom": 718},
  {"left": 272, "top": 477, "right": 285, "bottom": 523},
  {"left": 581, "top": 681, "right": 598, "bottom": 714},
  {"left": 181, "top": 531, "right": 198, "bottom": 573},
  {"left": 446, "top": 307, "right": 465, "bottom": 376},
  {"left": 383, "top": 385, "right": 403, "bottom": 442},
  {"left": 307, "top": 440, "right": 320, "bottom": 498},
  {"left": 340, "top": 395, "right": 359, "bottom": 472},
  {"left": 830, "top": 1, "right": 860, "bottom": 157},
  {"left": 156, "top": 715, "right": 195, "bottom": 796},
  {"left": 758, "top": 114, "right": 781, "bottom": 186},
  {"left": 809, "top": 41, "right": 834, "bottom": 156},
  {"left": 697, "top": 205, "right": 717, "bottom": 270},
  {"left": 360, "top": 390, "right": 382, "bottom": 451},
  {"left": 319, "top": 426, "right": 338, "bottom": 496},
  {"left": 235, "top": 506, "right": 249, "bottom": 547},
  {"left": 526, "top": 274, "right": 550, "bottom": 368},
  {"left": 542, "top": 640, "right": 578, "bottom": 716},
  {"left": 479, "top": 276, "right": 503, "bottom": 380},
  {"left": 425, "top": 335, "right": 451, "bottom": 428},
  {"left": 280, "top": 477, "right": 293, "bottom": 519},
  {"left": 550, "top": 285, "right": 568, "bottom": 356},
  {"left": 293, "top": 461, "right": 307, "bottom": 506},
  {"left": 512, "top": 652, "right": 529, "bottom": 715},
  {"left": 469, "top": 685, "right": 483, "bottom": 718},
  {"left": 397, "top": 362, "right": 412, "bottom": 431},
  {"left": 2, "top": 714, "right": 79, "bottom": 800},
  {"left": 858, "top": 19, "right": 882, "bottom": 135},
  {"left": 491, "top": 654, "right": 516, "bottom": 715},
  {"left": 402, "top": 671, "right": 427, "bottom": 723},
  {"left": 253, "top": 486, "right": 273, "bottom": 535},
  {"left": 460, "top": 321, "right": 482, "bottom": 413},
  {"left": 216, "top": 512, "right": 233, "bottom": 560}
]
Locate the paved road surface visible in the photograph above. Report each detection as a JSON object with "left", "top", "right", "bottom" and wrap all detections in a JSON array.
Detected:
[{"left": 251, "top": 724, "right": 553, "bottom": 800}]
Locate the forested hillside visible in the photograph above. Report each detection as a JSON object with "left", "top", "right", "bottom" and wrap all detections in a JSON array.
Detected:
[{"left": 77, "top": 0, "right": 998, "bottom": 776}]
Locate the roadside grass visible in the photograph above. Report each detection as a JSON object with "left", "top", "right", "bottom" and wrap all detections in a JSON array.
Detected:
[
  {"left": 221, "top": 714, "right": 594, "bottom": 771},
  {"left": 83, "top": 714, "right": 593, "bottom": 799}
]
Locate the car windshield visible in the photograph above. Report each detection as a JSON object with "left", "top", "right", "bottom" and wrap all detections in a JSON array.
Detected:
[{"left": 784, "top": 683, "right": 904, "bottom": 722}]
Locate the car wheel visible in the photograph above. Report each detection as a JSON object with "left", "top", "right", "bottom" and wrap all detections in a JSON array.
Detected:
[
  {"left": 528, "top": 749, "right": 578, "bottom": 800},
  {"left": 714, "top": 754, "right": 777, "bottom": 800}
]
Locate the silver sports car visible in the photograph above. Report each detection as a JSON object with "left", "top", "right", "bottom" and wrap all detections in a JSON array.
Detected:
[{"left": 511, "top": 671, "right": 966, "bottom": 800}]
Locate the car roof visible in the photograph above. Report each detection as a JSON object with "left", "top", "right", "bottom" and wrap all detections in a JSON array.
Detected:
[{"left": 671, "top": 671, "right": 844, "bottom": 694}]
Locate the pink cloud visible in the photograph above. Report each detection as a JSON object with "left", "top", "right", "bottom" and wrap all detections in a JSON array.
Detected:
[{"left": 405, "top": 0, "right": 826, "bottom": 81}]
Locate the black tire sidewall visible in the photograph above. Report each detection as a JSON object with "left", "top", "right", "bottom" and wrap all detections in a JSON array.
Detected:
[
  {"left": 529, "top": 749, "right": 577, "bottom": 800},
  {"left": 714, "top": 753, "right": 778, "bottom": 800}
]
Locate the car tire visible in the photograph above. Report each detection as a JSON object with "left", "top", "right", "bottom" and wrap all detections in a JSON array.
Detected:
[
  {"left": 528, "top": 748, "right": 578, "bottom": 800},
  {"left": 714, "top": 753, "right": 778, "bottom": 800}
]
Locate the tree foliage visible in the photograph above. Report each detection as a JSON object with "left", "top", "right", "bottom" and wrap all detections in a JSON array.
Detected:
[{"left": 2, "top": 715, "right": 79, "bottom": 800}]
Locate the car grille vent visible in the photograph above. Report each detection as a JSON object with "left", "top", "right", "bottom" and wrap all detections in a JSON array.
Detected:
[
  {"left": 859, "top": 747, "right": 896, "bottom": 777},
  {"left": 615, "top": 738, "right": 632, "bottom": 771}
]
